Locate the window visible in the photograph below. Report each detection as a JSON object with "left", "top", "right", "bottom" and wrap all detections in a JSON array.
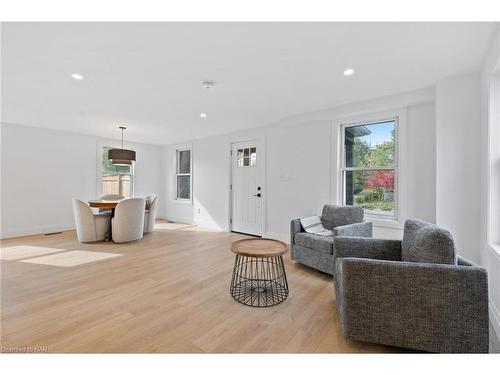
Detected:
[
  {"left": 175, "top": 148, "right": 192, "bottom": 200},
  {"left": 237, "top": 147, "right": 257, "bottom": 167},
  {"left": 341, "top": 119, "right": 397, "bottom": 221},
  {"left": 101, "top": 146, "right": 133, "bottom": 197}
]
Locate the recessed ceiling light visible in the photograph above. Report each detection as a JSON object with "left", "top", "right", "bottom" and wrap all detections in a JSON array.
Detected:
[
  {"left": 343, "top": 69, "right": 355, "bottom": 76},
  {"left": 200, "top": 113, "right": 207, "bottom": 118},
  {"left": 71, "top": 73, "right": 84, "bottom": 80}
]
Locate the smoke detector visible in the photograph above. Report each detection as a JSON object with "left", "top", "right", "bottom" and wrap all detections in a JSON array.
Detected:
[{"left": 201, "top": 80, "right": 216, "bottom": 89}]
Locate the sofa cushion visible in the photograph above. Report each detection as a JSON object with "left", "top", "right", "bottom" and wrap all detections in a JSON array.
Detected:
[
  {"left": 295, "top": 232, "right": 334, "bottom": 255},
  {"left": 321, "top": 204, "right": 364, "bottom": 231},
  {"left": 401, "top": 218, "right": 457, "bottom": 265}
]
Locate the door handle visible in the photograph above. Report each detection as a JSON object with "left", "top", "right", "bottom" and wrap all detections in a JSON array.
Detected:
[{"left": 253, "top": 193, "right": 261, "bottom": 197}]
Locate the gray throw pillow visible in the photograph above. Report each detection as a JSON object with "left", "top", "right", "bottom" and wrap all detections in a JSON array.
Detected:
[{"left": 401, "top": 218, "right": 457, "bottom": 265}]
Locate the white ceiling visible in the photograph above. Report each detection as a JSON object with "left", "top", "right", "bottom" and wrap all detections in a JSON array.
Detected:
[{"left": 1, "top": 22, "right": 497, "bottom": 145}]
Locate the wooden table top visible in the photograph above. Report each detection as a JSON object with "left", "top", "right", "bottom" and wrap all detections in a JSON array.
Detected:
[
  {"left": 88, "top": 200, "right": 121, "bottom": 209},
  {"left": 231, "top": 238, "right": 288, "bottom": 258}
]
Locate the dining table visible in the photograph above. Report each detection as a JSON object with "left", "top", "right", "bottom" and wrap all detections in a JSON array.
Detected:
[{"left": 88, "top": 199, "right": 122, "bottom": 214}]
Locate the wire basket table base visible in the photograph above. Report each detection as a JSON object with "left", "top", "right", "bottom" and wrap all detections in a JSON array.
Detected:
[{"left": 230, "top": 254, "right": 289, "bottom": 307}]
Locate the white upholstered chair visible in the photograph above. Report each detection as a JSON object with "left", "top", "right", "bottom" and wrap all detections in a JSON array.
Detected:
[
  {"left": 72, "top": 198, "right": 111, "bottom": 243},
  {"left": 144, "top": 194, "right": 158, "bottom": 234},
  {"left": 111, "top": 198, "right": 145, "bottom": 243}
]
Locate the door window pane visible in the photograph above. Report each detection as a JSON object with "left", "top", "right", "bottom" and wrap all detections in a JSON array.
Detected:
[
  {"left": 237, "top": 149, "right": 244, "bottom": 167},
  {"left": 250, "top": 147, "right": 257, "bottom": 166},
  {"left": 344, "top": 121, "right": 395, "bottom": 168},
  {"left": 237, "top": 147, "right": 257, "bottom": 167}
]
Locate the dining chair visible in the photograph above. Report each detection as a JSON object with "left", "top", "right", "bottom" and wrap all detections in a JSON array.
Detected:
[
  {"left": 72, "top": 198, "right": 111, "bottom": 243},
  {"left": 144, "top": 195, "right": 158, "bottom": 234},
  {"left": 111, "top": 198, "right": 145, "bottom": 243}
]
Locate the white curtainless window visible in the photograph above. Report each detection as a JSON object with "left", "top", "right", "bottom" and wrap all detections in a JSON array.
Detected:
[
  {"left": 175, "top": 147, "right": 192, "bottom": 201},
  {"left": 341, "top": 118, "right": 398, "bottom": 221},
  {"left": 101, "top": 146, "right": 134, "bottom": 197}
]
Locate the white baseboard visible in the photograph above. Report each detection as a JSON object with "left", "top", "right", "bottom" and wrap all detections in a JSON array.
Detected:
[
  {"left": 490, "top": 297, "right": 500, "bottom": 342},
  {"left": 265, "top": 231, "right": 289, "bottom": 244},
  {"left": 0, "top": 223, "right": 75, "bottom": 239},
  {"left": 164, "top": 215, "right": 195, "bottom": 225}
]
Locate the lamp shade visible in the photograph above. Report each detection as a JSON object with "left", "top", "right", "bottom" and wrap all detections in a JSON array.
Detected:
[{"left": 108, "top": 148, "right": 136, "bottom": 165}]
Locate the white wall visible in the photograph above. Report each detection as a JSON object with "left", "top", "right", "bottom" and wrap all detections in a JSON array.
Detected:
[
  {"left": 435, "top": 73, "right": 482, "bottom": 263},
  {"left": 0, "top": 123, "right": 162, "bottom": 238},
  {"left": 162, "top": 88, "right": 436, "bottom": 242}
]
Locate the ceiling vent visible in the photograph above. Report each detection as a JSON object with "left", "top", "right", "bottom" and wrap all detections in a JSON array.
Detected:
[{"left": 201, "top": 80, "right": 216, "bottom": 89}]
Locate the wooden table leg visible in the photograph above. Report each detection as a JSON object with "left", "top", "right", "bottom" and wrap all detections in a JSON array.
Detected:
[{"left": 105, "top": 208, "right": 115, "bottom": 242}]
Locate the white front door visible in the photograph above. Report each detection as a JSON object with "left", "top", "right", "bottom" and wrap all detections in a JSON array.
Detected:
[{"left": 231, "top": 140, "right": 264, "bottom": 236}]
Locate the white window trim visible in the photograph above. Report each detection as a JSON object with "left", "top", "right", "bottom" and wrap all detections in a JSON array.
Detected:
[
  {"left": 96, "top": 141, "right": 135, "bottom": 198},
  {"left": 487, "top": 70, "right": 500, "bottom": 253},
  {"left": 332, "top": 109, "right": 407, "bottom": 228},
  {"left": 173, "top": 145, "right": 193, "bottom": 205}
]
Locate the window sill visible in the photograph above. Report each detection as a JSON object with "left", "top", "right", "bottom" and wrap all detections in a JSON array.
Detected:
[
  {"left": 488, "top": 243, "right": 500, "bottom": 260},
  {"left": 366, "top": 218, "right": 403, "bottom": 230},
  {"left": 171, "top": 199, "right": 193, "bottom": 206}
]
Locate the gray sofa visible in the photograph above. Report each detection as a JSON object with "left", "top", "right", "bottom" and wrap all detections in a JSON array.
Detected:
[
  {"left": 290, "top": 204, "right": 372, "bottom": 275},
  {"left": 333, "top": 218, "right": 489, "bottom": 353}
]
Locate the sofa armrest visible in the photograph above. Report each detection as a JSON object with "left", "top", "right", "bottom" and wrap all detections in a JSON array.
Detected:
[
  {"left": 290, "top": 218, "right": 303, "bottom": 245},
  {"left": 335, "top": 258, "right": 489, "bottom": 353},
  {"left": 333, "top": 236, "right": 402, "bottom": 261},
  {"left": 333, "top": 222, "right": 372, "bottom": 238}
]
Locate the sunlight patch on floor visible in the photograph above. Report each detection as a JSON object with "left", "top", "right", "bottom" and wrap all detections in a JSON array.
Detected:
[
  {"left": 21, "top": 250, "right": 122, "bottom": 267},
  {"left": 154, "top": 222, "right": 196, "bottom": 231},
  {"left": 0, "top": 245, "right": 66, "bottom": 260}
]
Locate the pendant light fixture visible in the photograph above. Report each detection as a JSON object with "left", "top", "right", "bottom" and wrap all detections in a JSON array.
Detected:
[{"left": 108, "top": 126, "right": 136, "bottom": 166}]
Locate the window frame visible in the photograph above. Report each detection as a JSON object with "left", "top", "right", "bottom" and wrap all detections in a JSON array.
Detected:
[
  {"left": 174, "top": 146, "right": 193, "bottom": 203},
  {"left": 339, "top": 116, "right": 399, "bottom": 222},
  {"left": 487, "top": 71, "right": 500, "bottom": 253},
  {"left": 99, "top": 145, "right": 135, "bottom": 198}
]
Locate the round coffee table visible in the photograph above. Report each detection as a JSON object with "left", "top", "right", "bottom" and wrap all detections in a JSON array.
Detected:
[{"left": 229, "top": 238, "right": 289, "bottom": 307}]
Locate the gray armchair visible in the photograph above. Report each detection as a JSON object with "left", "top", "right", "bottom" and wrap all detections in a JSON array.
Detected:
[
  {"left": 333, "top": 218, "right": 489, "bottom": 353},
  {"left": 290, "top": 204, "right": 372, "bottom": 275}
]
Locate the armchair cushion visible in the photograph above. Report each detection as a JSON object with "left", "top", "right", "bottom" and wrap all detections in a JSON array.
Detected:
[
  {"left": 402, "top": 219, "right": 457, "bottom": 265},
  {"left": 295, "top": 233, "right": 334, "bottom": 255},
  {"left": 334, "top": 236, "right": 402, "bottom": 261},
  {"left": 321, "top": 204, "right": 363, "bottom": 231}
]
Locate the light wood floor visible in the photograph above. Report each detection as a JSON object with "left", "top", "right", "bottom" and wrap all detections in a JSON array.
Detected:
[{"left": 1, "top": 221, "right": 414, "bottom": 353}]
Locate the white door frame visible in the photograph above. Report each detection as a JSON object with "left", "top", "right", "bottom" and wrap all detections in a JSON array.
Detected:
[{"left": 228, "top": 137, "right": 266, "bottom": 237}]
